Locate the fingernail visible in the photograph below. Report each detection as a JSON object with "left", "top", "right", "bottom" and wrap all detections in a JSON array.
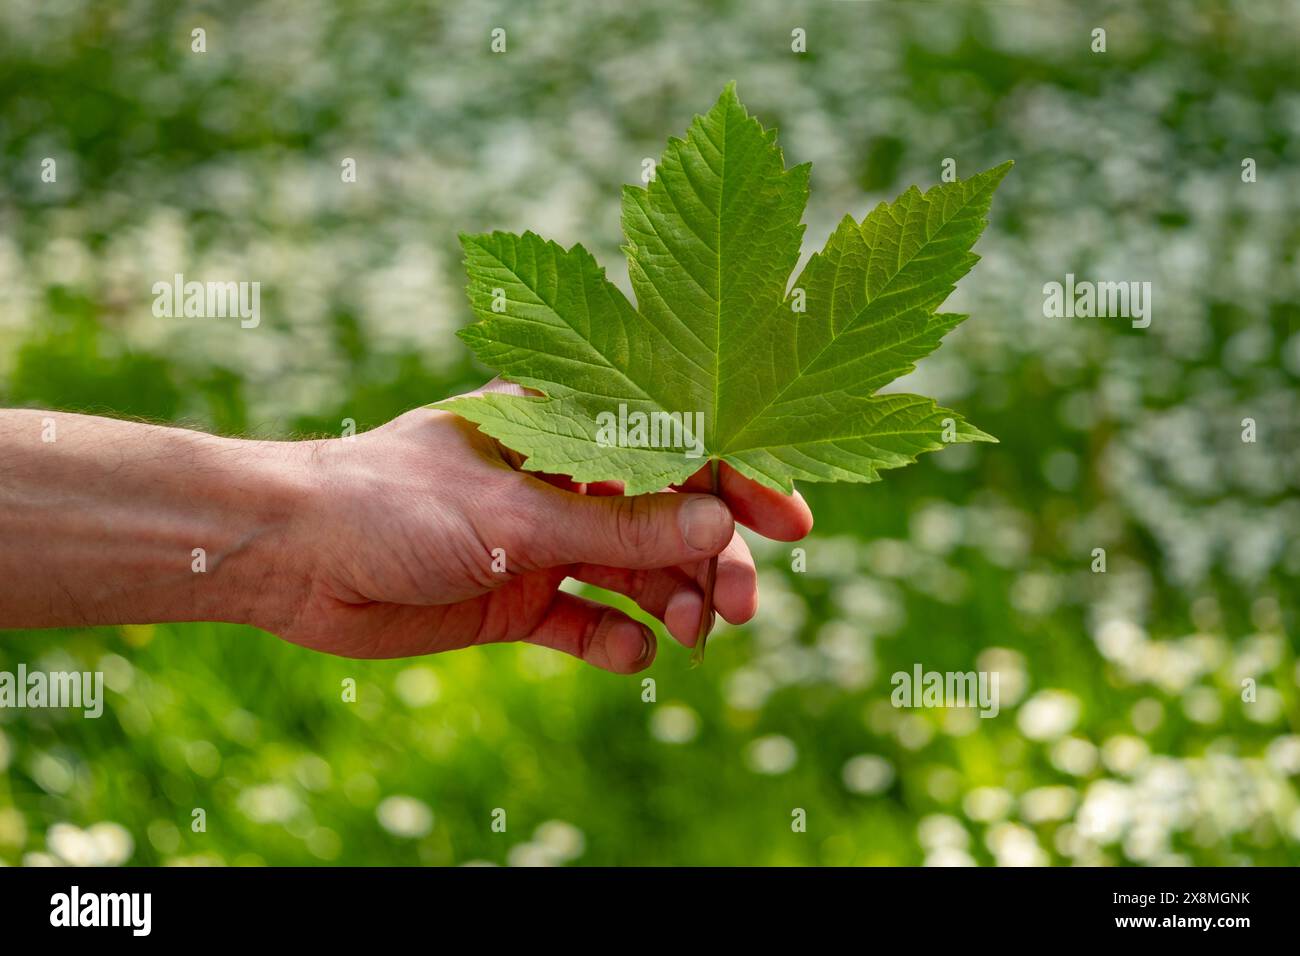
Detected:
[
  {"left": 638, "top": 624, "right": 654, "bottom": 663},
  {"left": 680, "top": 496, "right": 729, "bottom": 551},
  {"left": 666, "top": 588, "right": 705, "bottom": 643}
]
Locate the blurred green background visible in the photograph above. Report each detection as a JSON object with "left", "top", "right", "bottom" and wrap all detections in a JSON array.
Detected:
[{"left": 1, "top": 0, "right": 1298, "bottom": 866}]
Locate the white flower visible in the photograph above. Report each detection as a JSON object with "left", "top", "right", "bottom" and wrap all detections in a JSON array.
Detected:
[
  {"left": 745, "top": 735, "right": 798, "bottom": 775},
  {"left": 917, "top": 814, "right": 969, "bottom": 851},
  {"left": 963, "top": 787, "right": 1013, "bottom": 823},
  {"left": 1017, "top": 690, "right": 1081, "bottom": 741},
  {"left": 1020, "top": 786, "right": 1077, "bottom": 824},
  {"left": 238, "top": 784, "right": 300, "bottom": 825},
  {"left": 534, "top": 820, "right": 585, "bottom": 862},
  {"left": 650, "top": 703, "right": 699, "bottom": 744},
  {"left": 986, "top": 822, "right": 1047, "bottom": 866},
  {"left": 842, "top": 755, "right": 895, "bottom": 795},
  {"left": 376, "top": 795, "right": 434, "bottom": 838},
  {"left": 46, "top": 822, "right": 133, "bottom": 866}
]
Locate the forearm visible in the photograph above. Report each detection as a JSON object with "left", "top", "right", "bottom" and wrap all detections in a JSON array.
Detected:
[{"left": 0, "top": 410, "right": 317, "bottom": 631}]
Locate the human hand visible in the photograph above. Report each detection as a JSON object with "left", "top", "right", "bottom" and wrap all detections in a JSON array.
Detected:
[{"left": 275, "top": 383, "right": 813, "bottom": 672}]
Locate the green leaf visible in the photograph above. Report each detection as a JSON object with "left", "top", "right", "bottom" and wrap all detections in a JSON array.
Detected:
[{"left": 436, "top": 84, "right": 1009, "bottom": 496}]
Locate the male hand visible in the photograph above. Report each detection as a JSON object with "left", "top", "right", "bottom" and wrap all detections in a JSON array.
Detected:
[{"left": 282, "top": 384, "right": 813, "bottom": 672}]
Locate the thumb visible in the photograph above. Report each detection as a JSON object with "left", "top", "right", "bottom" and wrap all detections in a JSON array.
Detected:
[{"left": 505, "top": 480, "right": 734, "bottom": 570}]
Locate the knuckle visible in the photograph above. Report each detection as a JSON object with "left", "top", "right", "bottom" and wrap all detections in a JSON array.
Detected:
[
  {"left": 475, "top": 475, "right": 540, "bottom": 565},
  {"left": 578, "top": 608, "right": 608, "bottom": 661},
  {"left": 624, "top": 567, "right": 650, "bottom": 601},
  {"left": 612, "top": 496, "right": 659, "bottom": 555}
]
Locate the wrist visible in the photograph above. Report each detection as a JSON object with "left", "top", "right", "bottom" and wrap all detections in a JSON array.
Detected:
[{"left": 204, "top": 435, "right": 325, "bottom": 635}]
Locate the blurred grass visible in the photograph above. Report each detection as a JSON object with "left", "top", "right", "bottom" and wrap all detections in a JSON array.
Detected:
[{"left": 0, "top": 0, "right": 1297, "bottom": 866}]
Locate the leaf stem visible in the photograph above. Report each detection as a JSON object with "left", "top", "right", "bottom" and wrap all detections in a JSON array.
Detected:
[{"left": 689, "top": 457, "right": 721, "bottom": 667}]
